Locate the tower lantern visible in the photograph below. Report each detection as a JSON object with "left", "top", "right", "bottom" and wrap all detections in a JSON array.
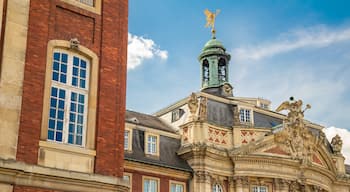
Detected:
[{"left": 199, "top": 9, "right": 232, "bottom": 97}]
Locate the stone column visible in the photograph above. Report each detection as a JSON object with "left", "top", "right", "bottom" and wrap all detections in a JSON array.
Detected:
[
  {"left": 275, "top": 179, "right": 289, "bottom": 192},
  {"left": 228, "top": 177, "right": 235, "bottom": 192},
  {"left": 234, "top": 177, "right": 249, "bottom": 192},
  {"left": 194, "top": 171, "right": 212, "bottom": 192}
]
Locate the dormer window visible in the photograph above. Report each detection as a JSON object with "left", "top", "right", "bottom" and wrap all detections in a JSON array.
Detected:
[
  {"left": 171, "top": 108, "right": 185, "bottom": 122},
  {"left": 239, "top": 108, "right": 251, "bottom": 123},
  {"left": 260, "top": 103, "right": 269, "bottom": 109},
  {"left": 145, "top": 132, "right": 159, "bottom": 156}
]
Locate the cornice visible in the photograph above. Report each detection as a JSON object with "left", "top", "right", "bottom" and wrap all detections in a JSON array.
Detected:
[{"left": 0, "top": 158, "right": 128, "bottom": 192}]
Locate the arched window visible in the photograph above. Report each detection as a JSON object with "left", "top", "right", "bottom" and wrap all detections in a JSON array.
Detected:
[
  {"left": 48, "top": 50, "right": 89, "bottom": 146},
  {"left": 218, "top": 58, "right": 226, "bottom": 81},
  {"left": 213, "top": 184, "right": 223, "bottom": 192},
  {"left": 39, "top": 40, "right": 98, "bottom": 173},
  {"left": 203, "top": 59, "right": 209, "bottom": 84}
]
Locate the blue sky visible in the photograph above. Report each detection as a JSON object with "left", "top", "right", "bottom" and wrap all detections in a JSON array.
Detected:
[{"left": 126, "top": 1, "right": 350, "bottom": 134}]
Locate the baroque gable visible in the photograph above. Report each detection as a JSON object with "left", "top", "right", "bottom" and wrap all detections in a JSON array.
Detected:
[{"left": 229, "top": 98, "right": 338, "bottom": 174}]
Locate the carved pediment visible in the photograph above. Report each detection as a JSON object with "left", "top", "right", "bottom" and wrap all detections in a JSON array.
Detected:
[{"left": 229, "top": 98, "right": 337, "bottom": 173}]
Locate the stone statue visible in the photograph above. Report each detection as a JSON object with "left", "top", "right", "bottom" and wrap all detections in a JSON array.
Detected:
[
  {"left": 275, "top": 98, "right": 315, "bottom": 162},
  {"left": 188, "top": 93, "right": 198, "bottom": 120},
  {"left": 198, "top": 97, "right": 207, "bottom": 121},
  {"left": 331, "top": 134, "right": 343, "bottom": 155}
]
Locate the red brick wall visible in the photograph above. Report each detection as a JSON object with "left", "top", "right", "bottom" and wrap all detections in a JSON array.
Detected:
[
  {"left": 94, "top": 0, "right": 128, "bottom": 177},
  {"left": 13, "top": 185, "right": 62, "bottom": 192},
  {"left": 16, "top": 0, "right": 128, "bottom": 177},
  {"left": 125, "top": 168, "right": 189, "bottom": 192}
]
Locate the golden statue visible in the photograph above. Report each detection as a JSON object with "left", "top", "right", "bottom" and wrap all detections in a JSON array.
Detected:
[{"left": 204, "top": 9, "right": 220, "bottom": 36}]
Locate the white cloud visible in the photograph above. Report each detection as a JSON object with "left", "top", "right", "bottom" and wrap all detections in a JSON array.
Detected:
[
  {"left": 127, "top": 33, "right": 168, "bottom": 69},
  {"left": 324, "top": 127, "right": 350, "bottom": 165},
  {"left": 232, "top": 25, "right": 350, "bottom": 61}
]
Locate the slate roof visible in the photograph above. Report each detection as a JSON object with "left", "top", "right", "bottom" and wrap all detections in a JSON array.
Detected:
[
  {"left": 126, "top": 110, "right": 176, "bottom": 133},
  {"left": 254, "top": 112, "right": 283, "bottom": 128},
  {"left": 125, "top": 110, "right": 192, "bottom": 172},
  {"left": 206, "top": 98, "right": 284, "bottom": 129}
]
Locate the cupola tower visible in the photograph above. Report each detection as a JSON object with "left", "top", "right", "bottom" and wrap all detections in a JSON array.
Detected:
[{"left": 200, "top": 9, "right": 232, "bottom": 97}]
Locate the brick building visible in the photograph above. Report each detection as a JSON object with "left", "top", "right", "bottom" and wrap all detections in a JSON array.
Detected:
[
  {"left": 123, "top": 110, "right": 192, "bottom": 192},
  {"left": 0, "top": 0, "right": 128, "bottom": 191}
]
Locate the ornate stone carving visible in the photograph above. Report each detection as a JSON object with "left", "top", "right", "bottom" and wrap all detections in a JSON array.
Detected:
[
  {"left": 195, "top": 171, "right": 212, "bottom": 183},
  {"left": 331, "top": 134, "right": 343, "bottom": 155},
  {"left": 275, "top": 98, "right": 315, "bottom": 163},
  {"left": 233, "top": 176, "right": 249, "bottom": 186},
  {"left": 311, "top": 185, "right": 323, "bottom": 192},
  {"left": 198, "top": 97, "right": 207, "bottom": 121},
  {"left": 69, "top": 38, "right": 80, "bottom": 50},
  {"left": 232, "top": 105, "right": 240, "bottom": 126},
  {"left": 288, "top": 181, "right": 302, "bottom": 192},
  {"left": 317, "top": 131, "right": 326, "bottom": 146},
  {"left": 188, "top": 93, "right": 198, "bottom": 121}
]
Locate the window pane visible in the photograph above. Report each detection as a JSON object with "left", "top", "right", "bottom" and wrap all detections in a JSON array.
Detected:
[
  {"left": 48, "top": 130, "right": 54, "bottom": 140},
  {"left": 49, "top": 119, "right": 55, "bottom": 128},
  {"left": 56, "top": 131, "right": 62, "bottom": 142},
  {"left": 73, "top": 57, "right": 79, "bottom": 66},
  {"left": 124, "top": 131, "right": 129, "bottom": 149},
  {"left": 61, "top": 64, "right": 67, "bottom": 73},
  {"left": 52, "top": 72, "right": 59, "bottom": 81},
  {"left": 76, "top": 135, "right": 82, "bottom": 145},
  {"left": 71, "top": 92, "right": 77, "bottom": 101},
  {"left": 61, "top": 53, "right": 68, "bottom": 63},
  {"left": 48, "top": 87, "right": 66, "bottom": 142},
  {"left": 53, "top": 62, "right": 59, "bottom": 71},
  {"left": 67, "top": 92, "right": 86, "bottom": 146},
  {"left": 52, "top": 52, "right": 68, "bottom": 84},
  {"left": 53, "top": 52, "right": 60, "bottom": 60},
  {"left": 68, "top": 134, "right": 74, "bottom": 144},
  {"left": 81, "top": 60, "right": 87, "bottom": 68}
]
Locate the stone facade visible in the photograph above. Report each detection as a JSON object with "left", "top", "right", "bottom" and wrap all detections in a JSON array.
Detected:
[
  {"left": 0, "top": 0, "right": 128, "bottom": 191},
  {"left": 153, "top": 37, "right": 350, "bottom": 192}
]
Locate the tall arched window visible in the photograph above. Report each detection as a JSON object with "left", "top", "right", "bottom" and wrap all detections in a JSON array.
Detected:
[
  {"left": 48, "top": 50, "right": 89, "bottom": 146},
  {"left": 218, "top": 58, "right": 226, "bottom": 82},
  {"left": 213, "top": 184, "right": 223, "bottom": 192},
  {"left": 203, "top": 59, "right": 209, "bottom": 84}
]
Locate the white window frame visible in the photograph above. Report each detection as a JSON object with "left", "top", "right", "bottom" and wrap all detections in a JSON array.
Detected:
[
  {"left": 252, "top": 186, "right": 268, "bottom": 192},
  {"left": 170, "top": 180, "right": 186, "bottom": 192},
  {"left": 212, "top": 184, "right": 223, "bottom": 192},
  {"left": 145, "top": 132, "right": 159, "bottom": 156},
  {"left": 143, "top": 176, "right": 159, "bottom": 192},
  {"left": 239, "top": 107, "right": 254, "bottom": 125},
  {"left": 123, "top": 172, "right": 132, "bottom": 192},
  {"left": 124, "top": 127, "right": 133, "bottom": 151},
  {"left": 48, "top": 49, "right": 90, "bottom": 147}
]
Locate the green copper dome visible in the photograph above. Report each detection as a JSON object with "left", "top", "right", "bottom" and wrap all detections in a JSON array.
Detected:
[
  {"left": 199, "top": 38, "right": 230, "bottom": 61},
  {"left": 198, "top": 37, "right": 231, "bottom": 92}
]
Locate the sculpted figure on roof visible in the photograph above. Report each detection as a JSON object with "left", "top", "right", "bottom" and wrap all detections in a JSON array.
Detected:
[
  {"left": 188, "top": 93, "right": 198, "bottom": 120},
  {"left": 331, "top": 134, "right": 343, "bottom": 155},
  {"left": 275, "top": 98, "right": 315, "bottom": 162}
]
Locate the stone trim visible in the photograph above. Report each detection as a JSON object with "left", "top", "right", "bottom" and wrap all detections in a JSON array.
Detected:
[
  {"left": 124, "top": 160, "right": 192, "bottom": 179},
  {"left": 60, "top": 0, "right": 101, "bottom": 15},
  {"left": 0, "top": 158, "right": 129, "bottom": 192}
]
